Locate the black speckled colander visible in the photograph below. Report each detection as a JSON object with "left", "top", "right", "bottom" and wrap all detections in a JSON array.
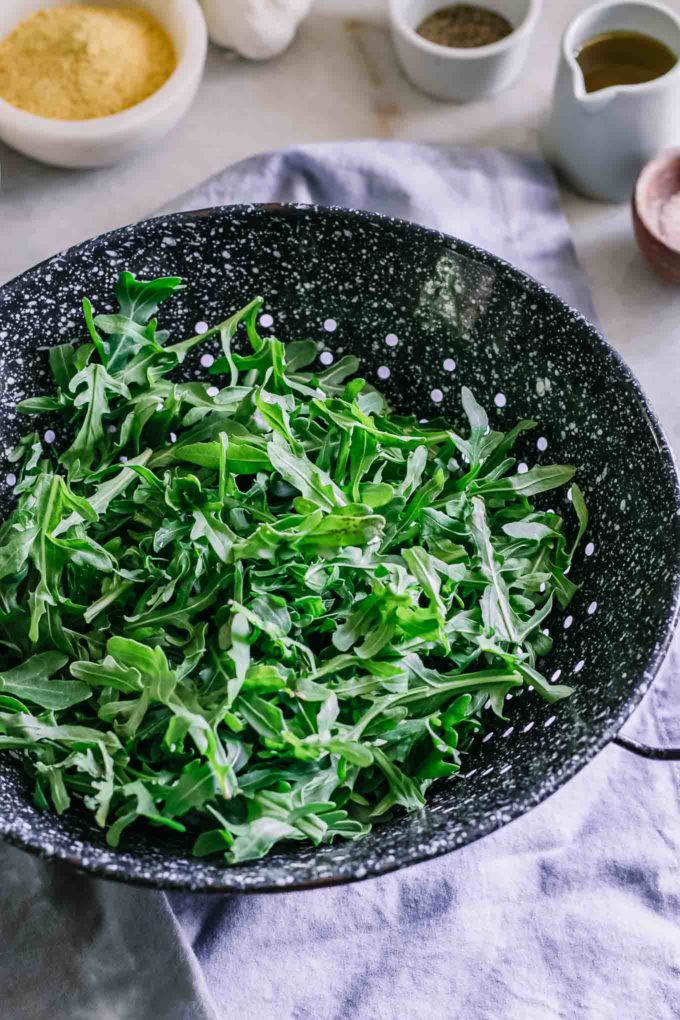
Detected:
[{"left": 0, "top": 205, "right": 679, "bottom": 894}]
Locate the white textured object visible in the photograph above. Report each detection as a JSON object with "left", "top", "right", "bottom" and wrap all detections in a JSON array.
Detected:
[{"left": 201, "top": 0, "right": 313, "bottom": 60}]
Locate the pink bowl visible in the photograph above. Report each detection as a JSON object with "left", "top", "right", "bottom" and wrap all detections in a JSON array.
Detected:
[{"left": 633, "top": 149, "right": 680, "bottom": 285}]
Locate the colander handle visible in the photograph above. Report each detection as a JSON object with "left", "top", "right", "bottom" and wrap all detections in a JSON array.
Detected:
[{"left": 613, "top": 735, "right": 680, "bottom": 761}]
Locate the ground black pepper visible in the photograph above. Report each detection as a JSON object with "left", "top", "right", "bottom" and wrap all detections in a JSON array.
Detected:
[{"left": 417, "top": 4, "right": 513, "bottom": 48}]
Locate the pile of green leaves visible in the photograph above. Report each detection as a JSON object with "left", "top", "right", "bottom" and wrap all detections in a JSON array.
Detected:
[{"left": 0, "top": 273, "right": 587, "bottom": 863}]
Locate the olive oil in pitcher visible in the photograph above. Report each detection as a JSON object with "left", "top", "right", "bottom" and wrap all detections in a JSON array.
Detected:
[{"left": 576, "top": 30, "right": 677, "bottom": 93}]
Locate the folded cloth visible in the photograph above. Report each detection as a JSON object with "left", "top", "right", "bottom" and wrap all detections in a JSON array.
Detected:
[{"left": 1, "top": 142, "right": 677, "bottom": 1020}]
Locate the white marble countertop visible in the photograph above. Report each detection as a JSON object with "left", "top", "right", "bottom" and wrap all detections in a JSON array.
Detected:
[{"left": 0, "top": 0, "right": 678, "bottom": 445}]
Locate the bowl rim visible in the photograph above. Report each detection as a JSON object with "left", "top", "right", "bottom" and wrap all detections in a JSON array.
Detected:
[
  {"left": 563, "top": 0, "right": 680, "bottom": 102},
  {"left": 1, "top": 202, "right": 679, "bottom": 894},
  {"left": 388, "top": 0, "right": 543, "bottom": 60},
  {"left": 0, "top": 0, "right": 207, "bottom": 138}
]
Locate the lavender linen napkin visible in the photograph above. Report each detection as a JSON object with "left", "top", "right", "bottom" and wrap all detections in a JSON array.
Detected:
[{"left": 2, "top": 142, "right": 678, "bottom": 1020}]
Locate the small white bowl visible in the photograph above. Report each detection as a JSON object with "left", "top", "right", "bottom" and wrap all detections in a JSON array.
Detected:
[
  {"left": 389, "top": 0, "right": 542, "bottom": 102},
  {"left": 0, "top": 0, "right": 207, "bottom": 168}
]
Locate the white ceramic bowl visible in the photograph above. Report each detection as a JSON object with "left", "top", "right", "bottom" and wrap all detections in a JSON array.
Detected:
[
  {"left": 389, "top": 0, "right": 542, "bottom": 101},
  {"left": 0, "top": 0, "right": 207, "bottom": 168}
]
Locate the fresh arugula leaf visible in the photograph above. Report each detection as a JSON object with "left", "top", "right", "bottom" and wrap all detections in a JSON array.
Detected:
[
  {"left": 0, "top": 653, "right": 90, "bottom": 710},
  {"left": 0, "top": 271, "right": 586, "bottom": 863},
  {"left": 476, "top": 464, "right": 576, "bottom": 497}
]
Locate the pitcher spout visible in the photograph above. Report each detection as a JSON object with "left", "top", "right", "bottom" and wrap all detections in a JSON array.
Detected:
[
  {"left": 567, "top": 49, "right": 620, "bottom": 111},
  {"left": 544, "top": 0, "right": 680, "bottom": 201}
]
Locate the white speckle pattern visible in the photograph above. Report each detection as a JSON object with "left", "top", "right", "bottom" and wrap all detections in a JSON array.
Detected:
[
  {"left": 0, "top": 205, "right": 677, "bottom": 895},
  {"left": 431, "top": 388, "right": 443, "bottom": 403},
  {"left": 377, "top": 366, "right": 390, "bottom": 380},
  {"left": 319, "top": 351, "right": 334, "bottom": 366},
  {"left": 199, "top": 353, "right": 214, "bottom": 368},
  {"left": 323, "top": 318, "right": 337, "bottom": 333}
]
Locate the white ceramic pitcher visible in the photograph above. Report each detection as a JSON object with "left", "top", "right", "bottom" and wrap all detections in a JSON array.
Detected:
[{"left": 543, "top": 0, "right": 680, "bottom": 202}]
